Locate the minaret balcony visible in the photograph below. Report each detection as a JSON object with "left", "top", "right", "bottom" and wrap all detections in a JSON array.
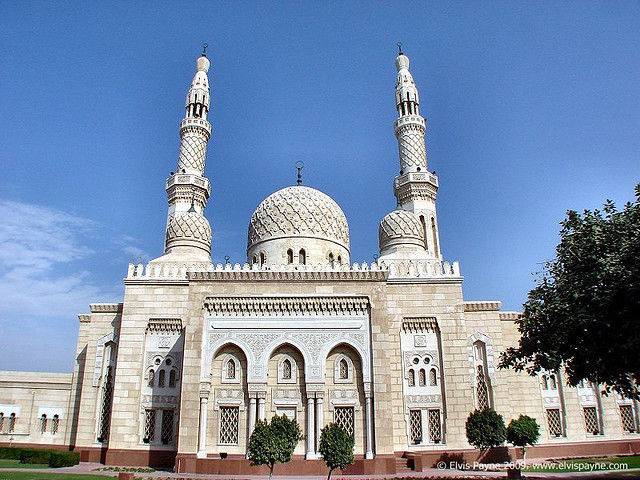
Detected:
[
  {"left": 394, "top": 171, "right": 438, "bottom": 189},
  {"left": 180, "top": 117, "right": 212, "bottom": 136},
  {"left": 166, "top": 173, "right": 211, "bottom": 196},
  {"left": 394, "top": 114, "right": 425, "bottom": 130}
]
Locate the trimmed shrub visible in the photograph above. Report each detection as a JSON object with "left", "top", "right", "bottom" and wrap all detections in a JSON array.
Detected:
[
  {"left": 19, "top": 449, "right": 53, "bottom": 465},
  {"left": 0, "top": 447, "right": 25, "bottom": 460},
  {"left": 466, "top": 409, "right": 507, "bottom": 451},
  {"left": 48, "top": 451, "right": 80, "bottom": 468}
]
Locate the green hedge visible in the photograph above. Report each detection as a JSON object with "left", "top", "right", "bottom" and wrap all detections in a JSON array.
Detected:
[
  {"left": 0, "top": 447, "right": 80, "bottom": 467},
  {"left": 48, "top": 451, "right": 80, "bottom": 468},
  {"left": 19, "top": 449, "right": 52, "bottom": 465}
]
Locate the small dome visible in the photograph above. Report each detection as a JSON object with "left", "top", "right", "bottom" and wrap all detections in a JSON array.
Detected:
[
  {"left": 247, "top": 186, "right": 350, "bottom": 266},
  {"left": 165, "top": 211, "right": 211, "bottom": 255},
  {"left": 196, "top": 55, "right": 210, "bottom": 73},
  {"left": 395, "top": 53, "right": 410, "bottom": 71},
  {"left": 379, "top": 209, "right": 425, "bottom": 254}
]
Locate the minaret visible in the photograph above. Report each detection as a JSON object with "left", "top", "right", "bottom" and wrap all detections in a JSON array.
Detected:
[
  {"left": 393, "top": 47, "right": 442, "bottom": 259},
  {"left": 158, "top": 51, "right": 213, "bottom": 262}
]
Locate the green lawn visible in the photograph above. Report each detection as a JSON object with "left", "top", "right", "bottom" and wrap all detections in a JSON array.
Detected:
[
  {"left": 0, "top": 460, "right": 48, "bottom": 470},
  {"left": 0, "top": 473, "right": 109, "bottom": 480},
  {"left": 523, "top": 454, "right": 640, "bottom": 473}
]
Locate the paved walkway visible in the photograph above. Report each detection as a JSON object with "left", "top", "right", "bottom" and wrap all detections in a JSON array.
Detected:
[{"left": 1, "top": 463, "right": 639, "bottom": 479}]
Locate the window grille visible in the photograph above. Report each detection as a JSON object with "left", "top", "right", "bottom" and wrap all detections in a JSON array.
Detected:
[
  {"left": 546, "top": 409, "right": 563, "bottom": 437},
  {"left": 409, "top": 410, "right": 422, "bottom": 444},
  {"left": 0, "top": 413, "right": 3, "bottom": 432},
  {"left": 429, "top": 368, "right": 437, "bottom": 386},
  {"left": 418, "top": 369, "right": 426, "bottom": 387},
  {"left": 226, "top": 359, "right": 236, "bottom": 380},
  {"left": 476, "top": 366, "right": 489, "bottom": 410},
  {"left": 408, "top": 369, "right": 415, "bottom": 387},
  {"left": 148, "top": 369, "right": 155, "bottom": 387},
  {"left": 51, "top": 415, "right": 59, "bottom": 435},
  {"left": 620, "top": 405, "right": 636, "bottom": 433},
  {"left": 583, "top": 407, "right": 600, "bottom": 435},
  {"left": 161, "top": 410, "right": 175, "bottom": 445},
  {"left": 541, "top": 375, "right": 548, "bottom": 389},
  {"left": 428, "top": 409, "right": 442, "bottom": 443},
  {"left": 97, "top": 366, "right": 113, "bottom": 442},
  {"left": 169, "top": 369, "right": 177, "bottom": 388},
  {"left": 334, "top": 407, "right": 355, "bottom": 438},
  {"left": 283, "top": 359, "right": 292, "bottom": 380},
  {"left": 40, "top": 414, "right": 47, "bottom": 434},
  {"left": 219, "top": 406, "right": 239, "bottom": 444},
  {"left": 299, "top": 249, "right": 306, "bottom": 265},
  {"left": 8, "top": 413, "right": 16, "bottom": 432},
  {"left": 143, "top": 409, "right": 156, "bottom": 443},
  {"left": 339, "top": 359, "right": 349, "bottom": 380},
  {"left": 550, "top": 375, "right": 557, "bottom": 389},
  {"left": 158, "top": 369, "right": 166, "bottom": 387}
]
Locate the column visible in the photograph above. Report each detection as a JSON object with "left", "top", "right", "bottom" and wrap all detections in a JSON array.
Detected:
[
  {"left": 316, "top": 395, "right": 324, "bottom": 453},
  {"left": 248, "top": 396, "right": 257, "bottom": 434},
  {"left": 306, "top": 397, "right": 316, "bottom": 459},
  {"left": 364, "top": 395, "right": 374, "bottom": 459},
  {"left": 197, "top": 396, "right": 209, "bottom": 458},
  {"left": 257, "top": 396, "right": 266, "bottom": 421}
]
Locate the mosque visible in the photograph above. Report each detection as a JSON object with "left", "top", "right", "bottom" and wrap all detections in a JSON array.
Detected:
[{"left": 1, "top": 48, "right": 638, "bottom": 475}]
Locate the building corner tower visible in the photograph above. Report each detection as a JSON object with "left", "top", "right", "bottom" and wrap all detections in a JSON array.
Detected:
[
  {"left": 392, "top": 49, "right": 442, "bottom": 259},
  {"left": 153, "top": 52, "right": 213, "bottom": 265}
]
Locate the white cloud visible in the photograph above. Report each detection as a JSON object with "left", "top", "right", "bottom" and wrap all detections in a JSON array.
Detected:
[{"left": 0, "top": 200, "right": 117, "bottom": 318}]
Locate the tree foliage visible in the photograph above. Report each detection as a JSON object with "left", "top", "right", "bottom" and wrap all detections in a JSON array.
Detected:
[
  {"left": 500, "top": 186, "right": 640, "bottom": 398},
  {"left": 247, "top": 415, "right": 303, "bottom": 479},
  {"left": 506, "top": 415, "right": 540, "bottom": 452},
  {"left": 318, "top": 423, "right": 355, "bottom": 480},
  {"left": 465, "top": 409, "right": 506, "bottom": 451}
]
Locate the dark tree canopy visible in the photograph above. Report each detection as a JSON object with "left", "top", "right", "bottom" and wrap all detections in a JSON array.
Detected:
[
  {"left": 500, "top": 185, "right": 640, "bottom": 399},
  {"left": 247, "top": 415, "right": 303, "bottom": 479},
  {"left": 465, "top": 409, "right": 506, "bottom": 450},
  {"left": 318, "top": 423, "right": 355, "bottom": 480},
  {"left": 506, "top": 415, "right": 540, "bottom": 449}
]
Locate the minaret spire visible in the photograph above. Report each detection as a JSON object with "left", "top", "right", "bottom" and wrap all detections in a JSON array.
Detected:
[
  {"left": 392, "top": 48, "right": 442, "bottom": 258},
  {"left": 158, "top": 51, "right": 214, "bottom": 262}
]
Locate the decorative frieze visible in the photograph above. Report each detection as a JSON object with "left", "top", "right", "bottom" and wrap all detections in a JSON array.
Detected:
[
  {"left": 204, "top": 296, "right": 369, "bottom": 317},
  {"left": 464, "top": 301, "right": 502, "bottom": 312},
  {"left": 146, "top": 318, "right": 183, "bottom": 334},
  {"left": 402, "top": 317, "right": 438, "bottom": 333},
  {"left": 90, "top": 303, "right": 123, "bottom": 313}
]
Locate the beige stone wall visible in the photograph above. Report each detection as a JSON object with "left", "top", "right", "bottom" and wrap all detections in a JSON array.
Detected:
[{"left": 0, "top": 371, "right": 72, "bottom": 446}]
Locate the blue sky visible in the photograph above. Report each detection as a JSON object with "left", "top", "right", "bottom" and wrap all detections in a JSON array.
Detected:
[{"left": 1, "top": 1, "right": 638, "bottom": 372}]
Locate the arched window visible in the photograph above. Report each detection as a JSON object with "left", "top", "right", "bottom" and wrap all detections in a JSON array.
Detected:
[
  {"left": 287, "top": 249, "right": 293, "bottom": 264},
  {"left": 408, "top": 369, "right": 415, "bottom": 387},
  {"left": 252, "top": 255, "right": 258, "bottom": 264},
  {"left": 40, "top": 414, "right": 47, "bottom": 434},
  {"left": 328, "top": 253, "right": 334, "bottom": 267},
  {"left": 158, "top": 369, "right": 166, "bottom": 387},
  {"left": 260, "top": 252, "right": 266, "bottom": 266},
  {"left": 550, "top": 374, "right": 557, "bottom": 389},
  {"left": 542, "top": 375, "right": 549, "bottom": 390},
  {"left": 148, "top": 369, "right": 155, "bottom": 387},
  {"left": 339, "top": 358, "right": 349, "bottom": 380},
  {"left": 8, "top": 413, "right": 16, "bottom": 433},
  {"left": 0, "top": 412, "right": 3, "bottom": 432},
  {"left": 431, "top": 217, "right": 439, "bottom": 256},
  {"left": 473, "top": 339, "right": 492, "bottom": 410},
  {"left": 476, "top": 365, "right": 489, "bottom": 410},
  {"left": 282, "top": 359, "right": 292, "bottom": 380},
  {"left": 52, "top": 415, "right": 59, "bottom": 434},
  {"left": 226, "top": 359, "right": 236, "bottom": 380},
  {"left": 169, "top": 369, "right": 177, "bottom": 388},
  {"left": 337, "top": 255, "right": 342, "bottom": 265},
  {"left": 429, "top": 368, "right": 437, "bottom": 386},
  {"left": 419, "top": 369, "right": 426, "bottom": 387},
  {"left": 419, "top": 215, "right": 428, "bottom": 250},
  {"left": 299, "top": 249, "right": 306, "bottom": 265}
]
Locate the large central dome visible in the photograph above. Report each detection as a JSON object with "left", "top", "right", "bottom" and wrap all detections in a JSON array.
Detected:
[{"left": 247, "top": 186, "right": 350, "bottom": 266}]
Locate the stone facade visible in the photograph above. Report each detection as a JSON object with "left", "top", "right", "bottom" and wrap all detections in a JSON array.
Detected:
[{"left": 1, "top": 49, "right": 639, "bottom": 475}]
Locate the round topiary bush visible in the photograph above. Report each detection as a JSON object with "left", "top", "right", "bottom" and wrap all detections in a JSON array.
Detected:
[{"left": 465, "top": 409, "right": 507, "bottom": 457}]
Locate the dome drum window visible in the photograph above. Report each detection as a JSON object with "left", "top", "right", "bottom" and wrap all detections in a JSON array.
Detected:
[
  {"left": 334, "top": 355, "right": 354, "bottom": 384},
  {"left": 277, "top": 355, "right": 297, "bottom": 384}
]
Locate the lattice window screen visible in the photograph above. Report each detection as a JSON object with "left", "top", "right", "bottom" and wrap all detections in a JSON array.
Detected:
[
  {"left": 40, "top": 415, "right": 47, "bottom": 434},
  {"left": 51, "top": 415, "right": 59, "bottom": 435},
  {"left": 418, "top": 369, "right": 426, "bottom": 387},
  {"left": 428, "top": 409, "right": 441, "bottom": 443},
  {"left": 476, "top": 366, "right": 489, "bottom": 410},
  {"left": 546, "top": 409, "right": 563, "bottom": 437},
  {"left": 143, "top": 409, "right": 156, "bottom": 443},
  {"left": 97, "top": 366, "right": 114, "bottom": 442},
  {"left": 0, "top": 414, "right": 3, "bottom": 432},
  {"left": 283, "top": 360, "right": 292, "bottom": 380},
  {"left": 219, "top": 406, "right": 239, "bottom": 444},
  {"left": 334, "top": 407, "right": 355, "bottom": 438},
  {"left": 339, "top": 359, "right": 349, "bottom": 380},
  {"left": 620, "top": 405, "right": 636, "bottom": 433},
  {"left": 583, "top": 407, "right": 600, "bottom": 434},
  {"left": 409, "top": 410, "right": 422, "bottom": 444},
  {"left": 8, "top": 414, "right": 15, "bottom": 432},
  {"left": 161, "top": 410, "right": 175, "bottom": 444}
]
